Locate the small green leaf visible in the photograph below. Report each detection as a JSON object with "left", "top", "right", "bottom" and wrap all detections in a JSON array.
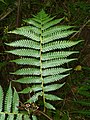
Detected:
[
  {"left": 45, "top": 102, "right": 56, "bottom": 110},
  {"left": 45, "top": 94, "right": 62, "bottom": 101},
  {"left": 44, "top": 83, "right": 65, "bottom": 92}
]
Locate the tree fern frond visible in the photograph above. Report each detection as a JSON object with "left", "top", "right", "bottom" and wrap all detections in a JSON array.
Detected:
[
  {"left": 0, "top": 86, "right": 3, "bottom": 112},
  {"left": 6, "top": 10, "right": 81, "bottom": 113},
  {"left": 42, "top": 68, "right": 71, "bottom": 76},
  {"left": 44, "top": 83, "right": 65, "bottom": 92},
  {"left": 42, "top": 26, "right": 74, "bottom": 36},
  {"left": 45, "top": 94, "right": 62, "bottom": 101},
  {"left": 42, "top": 51, "right": 79, "bottom": 60},
  {"left": 4, "top": 83, "right": 12, "bottom": 112},
  {"left": 11, "top": 68, "right": 40, "bottom": 75},
  {"left": 44, "top": 74, "right": 69, "bottom": 84},
  {"left": 42, "top": 40, "right": 81, "bottom": 52},
  {"left": 6, "top": 49, "right": 40, "bottom": 57},
  {"left": 5, "top": 40, "right": 40, "bottom": 49},
  {"left": 11, "top": 58, "right": 40, "bottom": 66},
  {"left": 13, "top": 76, "right": 41, "bottom": 84},
  {"left": 42, "top": 58, "right": 76, "bottom": 68},
  {"left": 45, "top": 102, "right": 55, "bottom": 110}
]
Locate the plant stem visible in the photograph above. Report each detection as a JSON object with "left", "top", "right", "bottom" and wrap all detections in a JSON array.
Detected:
[{"left": 40, "top": 31, "right": 46, "bottom": 112}]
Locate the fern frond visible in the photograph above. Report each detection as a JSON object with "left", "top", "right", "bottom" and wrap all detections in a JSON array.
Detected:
[
  {"left": 73, "top": 110, "right": 90, "bottom": 116},
  {"left": 12, "top": 88, "right": 19, "bottom": 113},
  {"left": 74, "top": 100, "right": 90, "bottom": 106},
  {"left": 0, "top": 86, "right": 3, "bottom": 112},
  {"left": 4, "top": 83, "right": 12, "bottom": 112},
  {"left": 6, "top": 10, "right": 81, "bottom": 112}
]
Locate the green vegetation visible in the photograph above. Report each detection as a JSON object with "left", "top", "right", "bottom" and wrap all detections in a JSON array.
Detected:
[{"left": 0, "top": 0, "right": 90, "bottom": 120}]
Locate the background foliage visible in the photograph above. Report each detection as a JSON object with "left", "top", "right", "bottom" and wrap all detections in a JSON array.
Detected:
[{"left": 0, "top": 0, "right": 90, "bottom": 120}]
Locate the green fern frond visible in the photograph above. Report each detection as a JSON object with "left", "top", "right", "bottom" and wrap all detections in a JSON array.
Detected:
[
  {"left": 0, "top": 86, "right": 3, "bottom": 112},
  {"left": 12, "top": 88, "right": 19, "bottom": 113},
  {"left": 4, "top": 83, "right": 12, "bottom": 112},
  {"left": 6, "top": 10, "right": 81, "bottom": 111},
  {"left": 74, "top": 100, "right": 90, "bottom": 106},
  {"left": 73, "top": 110, "right": 90, "bottom": 116},
  {"left": 0, "top": 85, "right": 31, "bottom": 120}
]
